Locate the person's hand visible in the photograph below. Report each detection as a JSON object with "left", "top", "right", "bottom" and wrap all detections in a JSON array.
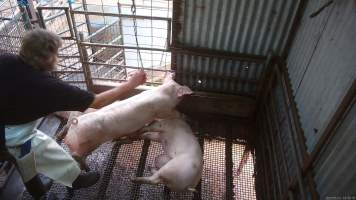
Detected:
[{"left": 127, "top": 69, "right": 146, "bottom": 88}]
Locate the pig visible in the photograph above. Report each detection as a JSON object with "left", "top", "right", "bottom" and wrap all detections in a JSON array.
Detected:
[
  {"left": 131, "top": 115, "right": 203, "bottom": 192},
  {"left": 63, "top": 73, "right": 193, "bottom": 160}
]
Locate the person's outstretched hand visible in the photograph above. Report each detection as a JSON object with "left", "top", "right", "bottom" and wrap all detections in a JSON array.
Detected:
[{"left": 127, "top": 69, "right": 146, "bottom": 88}]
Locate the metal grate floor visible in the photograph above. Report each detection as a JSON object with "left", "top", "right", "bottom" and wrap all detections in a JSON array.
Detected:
[{"left": 21, "top": 129, "right": 256, "bottom": 200}]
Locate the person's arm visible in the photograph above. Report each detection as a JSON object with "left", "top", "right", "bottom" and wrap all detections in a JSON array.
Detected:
[{"left": 89, "top": 70, "right": 146, "bottom": 109}]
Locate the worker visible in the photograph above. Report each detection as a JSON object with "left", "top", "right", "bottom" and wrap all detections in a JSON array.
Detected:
[{"left": 0, "top": 28, "right": 146, "bottom": 199}]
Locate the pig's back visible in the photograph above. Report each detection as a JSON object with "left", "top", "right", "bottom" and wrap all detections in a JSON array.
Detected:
[{"left": 95, "top": 90, "right": 160, "bottom": 136}]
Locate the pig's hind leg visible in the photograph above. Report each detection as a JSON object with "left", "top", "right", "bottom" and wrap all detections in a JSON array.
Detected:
[
  {"left": 150, "top": 154, "right": 171, "bottom": 174},
  {"left": 131, "top": 173, "right": 162, "bottom": 185}
]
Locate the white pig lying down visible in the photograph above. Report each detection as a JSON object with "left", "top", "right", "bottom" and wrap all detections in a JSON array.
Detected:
[
  {"left": 131, "top": 116, "right": 203, "bottom": 192},
  {"left": 63, "top": 74, "right": 193, "bottom": 159}
]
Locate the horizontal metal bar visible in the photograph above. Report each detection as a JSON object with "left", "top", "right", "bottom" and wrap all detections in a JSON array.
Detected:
[
  {"left": 37, "top": 6, "right": 69, "bottom": 10},
  {"left": 92, "top": 77, "right": 163, "bottom": 85},
  {"left": 71, "top": 10, "right": 171, "bottom": 21},
  {"left": 85, "top": 61, "right": 173, "bottom": 72},
  {"left": 119, "top": 3, "right": 171, "bottom": 11},
  {"left": 62, "top": 80, "right": 86, "bottom": 84},
  {"left": 43, "top": 10, "right": 67, "bottom": 22},
  {"left": 58, "top": 55, "right": 80, "bottom": 58},
  {"left": 0, "top": 17, "right": 13, "bottom": 20},
  {"left": 88, "top": 36, "right": 123, "bottom": 59},
  {"left": 52, "top": 70, "right": 84, "bottom": 73},
  {"left": 0, "top": 34, "right": 23, "bottom": 39},
  {"left": 171, "top": 45, "right": 266, "bottom": 63},
  {"left": 59, "top": 42, "right": 78, "bottom": 51},
  {"left": 80, "top": 42, "right": 168, "bottom": 52},
  {"left": 85, "top": 19, "right": 119, "bottom": 41}
]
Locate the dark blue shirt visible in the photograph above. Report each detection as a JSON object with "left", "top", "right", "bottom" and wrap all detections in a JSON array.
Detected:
[{"left": 0, "top": 53, "right": 94, "bottom": 125}]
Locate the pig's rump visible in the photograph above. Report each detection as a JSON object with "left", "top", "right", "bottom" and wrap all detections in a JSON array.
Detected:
[
  {"left": 64, "top": 96, "right": 156, "bottom": 156},
  {"left": 158, "top": 154, "right": 202, "bottom": 191}
]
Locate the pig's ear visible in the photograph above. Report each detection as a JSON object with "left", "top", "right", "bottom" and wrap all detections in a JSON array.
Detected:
[{"left": 177, "top": 86, "right": 193, "bottom": 97}]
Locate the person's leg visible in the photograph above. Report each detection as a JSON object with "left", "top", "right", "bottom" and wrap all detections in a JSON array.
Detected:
[
  {"left": 32, "top": 130, "right": 100, "bottom": 189},
  {"left": 23, "top": 175, "right": 49, "bottom": 200}
]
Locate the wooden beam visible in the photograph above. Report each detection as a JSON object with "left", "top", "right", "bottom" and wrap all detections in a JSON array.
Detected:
[
  {"left": 92, "top": 82, "right": 256, "bottom": 119},
  {"left": 177, "top": 91, "right": 256, "bottom": 118}
]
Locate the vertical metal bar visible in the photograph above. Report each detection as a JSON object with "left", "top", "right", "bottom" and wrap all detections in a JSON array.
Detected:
[
  {"left": 261, "top": 111, "right": 279, "bottom": 200},
  {"left": 264, "top": 95, "right": 284, "bottom": 198},
  {"left": 166, "top": 19, "right": 171, "bottom": 49},
  {"left": 68, "top": 1, "right": 91, "bottom": 90},
  {"left": 97, "top": 142, "right": 122, "bottom": 200},
  {"left": 225, "top": 125, "right": 233, "bottom": 200},
  {"left": 276, "top": 65, "right": 308, "bottom": 199},
  {"left": 193, "top": 132, "right": 204, "bottom": 200},
  {"left": 255, "top": 145, "right": 266, "bottom": 200},
  {"left": 261, "top": 134, "right": 273, "bottom": 199},
  {"left": 81, "top": 0, "right": 92, "bottom": 36},
  {"left": 256, "top": 52, "right": 273, "bottom": 105},
  {"left": 269, "top": 92, "right": 293, "bottom": 192},
  {"left": 270, "top": 97, "right": 291, "bottom": 183},
  {"left": 163, "top": 186, "right": 170, "bottom": 200},
  {"left": 117, "top": 1, "right": 127, "bottom": 68},
  {"left": 257, "top": 134, "right": 271, "bottom": 200},
  {"left": 64, "top": 8, "right": 74, "bottom": 39},
  {"left": 18, "top": 5, "right": 32, "bottom": 30},
  {"left": 36, "top": 8, "right": 46, "bottom": 29},
  {"left": 264, "top": 102, "right": 282, "bottom": 199},
  {"left": 79, "top": 32, "right": 94, "bottom": 90},
  {"left": 132, "top": 139, "right": 150, "bottom": 200},
  {"left": 27, "top": 0, "right": 38, "bottom": 24}
]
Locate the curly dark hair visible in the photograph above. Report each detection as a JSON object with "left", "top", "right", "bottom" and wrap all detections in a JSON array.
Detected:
[{"left": 19, "top": 29, "right": 62, "bottom": 71}]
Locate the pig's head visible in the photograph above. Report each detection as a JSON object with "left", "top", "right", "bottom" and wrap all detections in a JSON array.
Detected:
[
  {"left": 162, "top": 72, "right": 193, "bottom": 103},
  {"left": 143, "top": 116, "right": 188, "bottom": 133}
]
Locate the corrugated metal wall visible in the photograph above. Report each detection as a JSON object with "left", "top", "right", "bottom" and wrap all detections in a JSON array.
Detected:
[
  {"left": 172, "top": 0, "right": 301, "bottom": 96},
  {"left": 176, "top": 0, "right": 299, "bottom": 55},
  {"left": 175, "top": 54, "right": 262, "bottom": 96},
  {"left": 286, "top": 0, "right": 356, "bottom": 153},
  {"left": 274, "top": 0, "right": 356, "bottom": 199},
  {"left": 313, "top": 101, "right": 356, "bottom": 199},
  {"left": 255, "top": 63, "right": 315, "bottom": 200}
]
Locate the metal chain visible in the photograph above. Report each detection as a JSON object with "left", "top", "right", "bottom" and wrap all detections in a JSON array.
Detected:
[{"left": 131, "top": 0, "right": 144, "bottom": 69}]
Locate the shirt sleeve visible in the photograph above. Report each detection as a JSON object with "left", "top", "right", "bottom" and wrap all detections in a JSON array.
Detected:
[{"left": 38, "top": 75, "right": 95, "bottom": 112}]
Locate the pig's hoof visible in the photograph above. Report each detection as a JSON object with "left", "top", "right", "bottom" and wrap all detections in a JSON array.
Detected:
[
  {"left": 130, "top": 176, "right": 139, "bottom": 182},
  {"left": 148, "top": 166, "right": 158, "bottom": 175}
]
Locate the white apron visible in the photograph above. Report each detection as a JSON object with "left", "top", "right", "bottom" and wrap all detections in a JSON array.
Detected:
[{"left": 5, "top": 119, "right": 81, "bottom": 187}]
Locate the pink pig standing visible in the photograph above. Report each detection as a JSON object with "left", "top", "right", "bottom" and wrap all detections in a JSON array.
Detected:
[{"left": 64, "top": 74, "right": 192, "bottom": 158}]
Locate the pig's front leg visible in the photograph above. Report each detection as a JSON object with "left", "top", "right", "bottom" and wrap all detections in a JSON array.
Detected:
[{"left": 156, "top": 109, "right": 181, "bottom": 119}]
